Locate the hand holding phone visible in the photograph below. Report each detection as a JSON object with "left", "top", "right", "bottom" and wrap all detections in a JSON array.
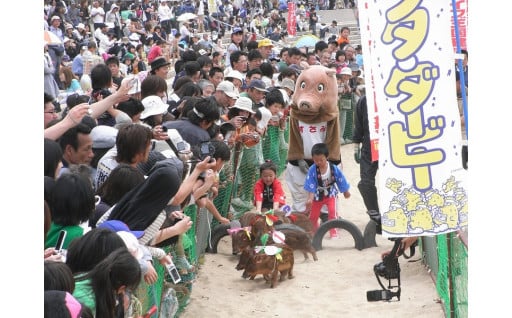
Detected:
[
  {"left": 166, "top": 258, "right": 182, "bottom": 284},
  {"left": 53, "top": 230, "right": 68, "bottom": 262},
  {"left": 55, "top": 230, "right": 67, "bottom": 253}
]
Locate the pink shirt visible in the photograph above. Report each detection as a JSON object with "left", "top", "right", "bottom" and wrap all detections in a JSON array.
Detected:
[{"left": 147, "top": 45, "right": 163, "bottom": 64}]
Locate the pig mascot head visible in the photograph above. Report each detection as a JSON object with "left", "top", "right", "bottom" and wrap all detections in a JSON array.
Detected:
[{"left": 287, "top": 65, "right": 341, "bottom": 162}]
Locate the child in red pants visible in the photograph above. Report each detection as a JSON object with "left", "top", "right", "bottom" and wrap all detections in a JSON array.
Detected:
[{"left": 304, "top": 143, "right": 351, "bottom": 237}]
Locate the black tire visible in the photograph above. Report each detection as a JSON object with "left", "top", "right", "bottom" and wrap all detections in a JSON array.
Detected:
[
  {"left": 312, "top": 219, "right": 365, "bottom": 251},
  {"left": 363, "top": 220, "right": 378, "bottom": 248},
  {"left": 207, "top": 223, "right": 231, "bottom": 254},
  {"left": 275, "top": 223, "right": 307, "bottom": 233}
]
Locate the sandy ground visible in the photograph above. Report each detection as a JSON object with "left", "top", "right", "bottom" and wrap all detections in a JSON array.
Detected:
[{"left": 181, "top": 144, "right": 445, "bottom": 318}]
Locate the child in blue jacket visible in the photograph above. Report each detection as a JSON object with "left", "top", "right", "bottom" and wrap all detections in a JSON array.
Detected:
[{"left": 304, "top": 143, "right": 351, "bottom": 237}]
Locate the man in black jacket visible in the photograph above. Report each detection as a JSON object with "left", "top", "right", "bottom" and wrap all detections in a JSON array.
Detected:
[{"left": 352, "top": 95, "right": 379, "bottom": 213}]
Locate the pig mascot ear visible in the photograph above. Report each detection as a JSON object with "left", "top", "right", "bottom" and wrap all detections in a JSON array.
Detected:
[{"left": 325, "top": 67, "right": 336, "bottom": 77}]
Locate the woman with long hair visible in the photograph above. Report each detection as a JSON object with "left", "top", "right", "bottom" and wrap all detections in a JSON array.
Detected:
[
  {"left": 73, "top": 247, "right": 141, "bottom": 318},
  {"left": 225, "top": 26, "right": 245, "bottom": 70},
  {"left": 96, "top": 159, "right": 193, "bottom": 247},
  {"left": 59, "top": 66, "right": 83, "bottom": 94},
  {"left": 91, "top": 164, "right": 145, "bottom": 227}
]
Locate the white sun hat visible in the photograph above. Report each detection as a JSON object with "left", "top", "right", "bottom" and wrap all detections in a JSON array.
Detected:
[{"left": 141, "top": 95, "right": 168, "bottom": 119}]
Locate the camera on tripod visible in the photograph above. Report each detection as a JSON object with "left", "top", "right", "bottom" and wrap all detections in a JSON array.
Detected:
[
  {"left": 367, "top": 238, "right": 402, "bottom": 301},
  {"left": 366, "top": 210, "right": 402, "bottom": 302},
  {"left": 374, "top": 250, "right": 400, "bottom": 280}
]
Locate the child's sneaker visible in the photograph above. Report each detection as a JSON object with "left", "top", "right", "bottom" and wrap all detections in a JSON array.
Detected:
[{"left": 329, "top": 228, "right": 339, "bottom": 239}]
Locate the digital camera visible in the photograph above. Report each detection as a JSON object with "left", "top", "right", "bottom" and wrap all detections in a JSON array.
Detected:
[{"left": 199, "top": 141, "right": 215, "bottom": 162}]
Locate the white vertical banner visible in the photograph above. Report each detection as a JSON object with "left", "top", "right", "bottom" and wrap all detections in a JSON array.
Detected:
[{"left": 358, "top": 0, "right": 468, "bottom": 238}]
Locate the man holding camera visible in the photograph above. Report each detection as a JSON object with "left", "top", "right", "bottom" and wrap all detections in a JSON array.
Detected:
[{"left": 355, "top": 95, "right": 419, "bottom": 301}]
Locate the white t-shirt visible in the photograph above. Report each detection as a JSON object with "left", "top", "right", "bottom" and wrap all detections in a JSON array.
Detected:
[
  {"left": 180, "top": 24, "right": 190, "bottom": 40},
  {"left": 197, "top": 1, "right": 205, "bottom": 16},
  {"left": 94, "top": 147, "right": 118, "bottom": 190},
  {"left": 298, "top": 121, "right": 328, "bottom": 159},
  {"left": 225, "top": 43, "right": 239, "bottom": 69},
  {"left": 94, "top": 28, "right": 114, "bottom": 54},
  {"left": 91, "top": 6, "right": 105, "bottom": 24},
  {"left": 158, "top": 4, "right": 172, "bottom": 21}
]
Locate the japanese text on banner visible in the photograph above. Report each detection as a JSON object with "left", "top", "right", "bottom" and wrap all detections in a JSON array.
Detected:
[{"left": 359, "top": 0, "right": 468, "bottom": 238}]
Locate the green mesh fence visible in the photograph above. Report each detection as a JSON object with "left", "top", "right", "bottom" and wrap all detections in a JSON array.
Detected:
[
  {"left": 436, "top": 235, "right": 450, "bottom": 316},
  {"left": 211, "top": 157, "right": 235, "bottom": 229},
  {"left": 136, "top": 243, "right": 191, "bottom": 318},
  {"left": 133, "top": 205, "right": 199, "bottom": 318},
  {"left": 209, "top": 122, "right": 291, "bottom": 229},
  {"left": 262, "top": 124, "right": 289, "bottom": 176},
  {"left": 343, "top": 107, "right": 354, "bottom": 141},
  {"left": 135, "top": 263, "right": 164, "bottom": 317},
  {"left": 279, "top": 121, "right": 290, "bottom": 176},
  {"left": 241, "top": 145, "right": 263, "bottom": 201},
  {"left": 425, "top": 233, "right": 468, "bottom": 318},
  {"left": 195, "top": 206, "right": 211, "bottom": 257},
  {"left": 450, "top": 235, "right": 468, "bottom": 318},
  {"left": 223, "top": 144, "right": 252, "bottom": 219},
  {"left": 211, "top": 149, "right": 236, "bottom": 229},
  {"left": 168, "top": 245, "right": 195, "bottom": 317},
  {"left": 183, "top": 204, "right": 198, "bottom": 265},
  {"left": 262, "top": 125, "right": 281, "bottom": 168}
]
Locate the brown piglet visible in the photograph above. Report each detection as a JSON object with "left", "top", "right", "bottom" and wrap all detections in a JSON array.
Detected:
[{"left": 236, "top": 244, "right": 295, "bottom": 288}]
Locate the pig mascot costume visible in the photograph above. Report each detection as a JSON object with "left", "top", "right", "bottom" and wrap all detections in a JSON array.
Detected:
[{"left": 286, "top": 65, "right": 342, "bottom": 213}]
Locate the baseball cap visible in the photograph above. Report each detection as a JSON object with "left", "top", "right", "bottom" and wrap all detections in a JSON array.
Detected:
[
  {"left": 288, "top": 64, "right": 303, "bottom": 75},
  {"left": 232, "top": 26, "right": 243, "bottom": 34},
  {"left": 216, "top": 80, "right": 240, "bottom": 99},
  {"left": 90, "top": 125, "right": 118, "bottom": 149},
  {"left": 248, "top": 79, "right": 269, "bottom": 92},
  {"left": 258, "top": 38, "right": 273, "bottom": 48},
  {"left": 98, "top": 220, "right": 145, "bottom": 238}
]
